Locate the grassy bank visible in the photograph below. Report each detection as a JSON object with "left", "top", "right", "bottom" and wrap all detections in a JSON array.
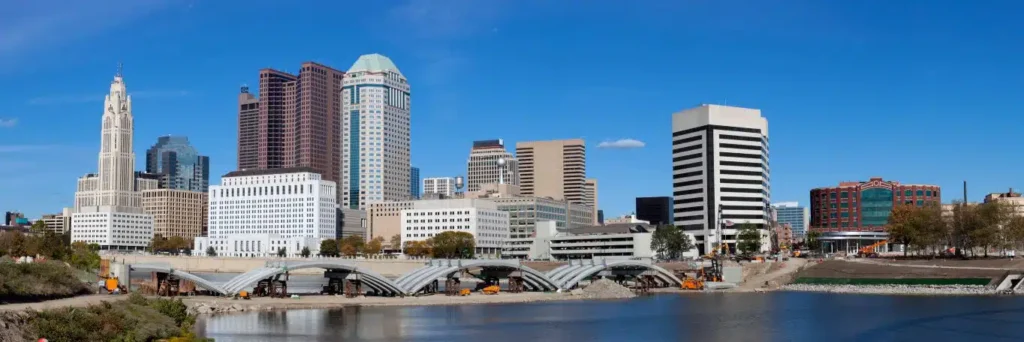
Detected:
[
  {"left": 0, "top": 261, "right": 92, "bottom": 303},
  {"left": 7, "top": 294, "right": 211, "bottom": 342},
  {"left": 793, "top": 277, "right": 992, "bottom": 286}
]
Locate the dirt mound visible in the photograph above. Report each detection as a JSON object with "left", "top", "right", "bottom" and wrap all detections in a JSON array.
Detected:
[{"left": 579, "top": 279, "right": 636, "bottom": 299}]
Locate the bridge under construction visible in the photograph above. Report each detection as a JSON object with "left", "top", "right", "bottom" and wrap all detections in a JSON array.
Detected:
[{"left": 114, "top": 258, "right": 684, "bottom": 297}]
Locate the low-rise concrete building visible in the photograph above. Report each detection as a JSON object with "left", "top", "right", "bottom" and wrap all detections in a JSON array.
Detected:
[
  {"left": 504, "top": 222, "right": 698, "bottom": 260},
  {"left": 985, "top": 189, "right": 1024, "bottom": 216},
  {"left": 40, "top": 209, "right": 73, "bottom": 234},
  {"left": 400, "top": 198, "right": 509, "bottom": 257},
  {"left": 605, "top": 214, "right": 650, "bottom": 225},
  {"left": 193, "top": 234, "right": 320, "bottom": 258}
]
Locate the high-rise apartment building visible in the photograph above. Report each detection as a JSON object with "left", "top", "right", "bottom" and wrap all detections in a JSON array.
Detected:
[
  {"left": 671, "top": 104, "right": 770, "bottom": 254},
  {"left": 772, "top": 202, "right": 809, "bottom": 240},
  {"left": 72, "top": 69, "right": 156, "bottom": 250},
  {"left": 146, "top": 136, "right": 210, "bottom": 192},
  {"left": 515, "top": 139, "right": 586, "bottom": 204},
  {"left": 341, "top": 54, "right": 411, "bottom": 209},
  {"left": 466, "top": 139, "right": 518, "bottom": 191},
  {"left": 584, "top": 178, "right": 598, "bottom": 224},
  {"left": 423, "top": 177, "right": 457, "bottom": 197},
  {"left": 236, "top": 62, "right": 344, "bottom": 187},
  {"left": 636, "top": 196, "right": 672, "bottom": 226},
  {"left": 410, "top": 166, "right": 420, "bottom": 199},
  {"left": 142, "top": 189, "right": 208, "bottom": 239}
]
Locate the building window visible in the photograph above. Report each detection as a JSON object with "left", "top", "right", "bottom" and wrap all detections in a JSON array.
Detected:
[
  {"left": 830, "top": 193, "right": 837, "bottom": 199},
  {"left": 905, "top": 190, "right": 912, "bottom": 196},
  {"left": 926, "top": 190, "right": 933, "bottom": 196},
  {"left": 916, "top": 190, "right": 924, "bottom": 196}
]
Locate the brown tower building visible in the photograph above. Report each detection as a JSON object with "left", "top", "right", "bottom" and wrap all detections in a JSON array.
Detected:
[
  {"left": 237, "top": 62, "right": 344, "bottom": 184},
  {"left": 515, "top": 139, "right": 587, "bottom": 204}
]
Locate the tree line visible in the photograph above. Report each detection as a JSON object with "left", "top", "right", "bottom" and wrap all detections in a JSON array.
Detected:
[
  {"left": 886, "top": 201, "right": 1024, "bottom": 257},
  {"left": 0, "top": 224, "right": 102, "bottom": 271}
]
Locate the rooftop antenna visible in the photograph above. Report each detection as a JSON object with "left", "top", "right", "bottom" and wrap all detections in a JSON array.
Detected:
[{"left": 116, "top": 62, "right": 123, "bottom": 77}]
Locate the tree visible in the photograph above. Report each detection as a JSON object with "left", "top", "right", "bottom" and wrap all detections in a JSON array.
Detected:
[
  {"left": 887, "top": 204, "right": 920, "bottom": 256},
  {"left": 339, "top": 235, "right": 364, "bottom": 256},
  {"left": 429, "top": 231, "right": 475, "bottom": 259},
  {"left": 0, "top": 231, "right": 27, "bottom": 257},
  {"left": 205, "top": 246, "right": 217, "bottom": 257},
  {"left": 68, "top": 241, "right": 102, "bottom": 271},
  {"left": 341, "top": 244, "right": 357, "bottom": 257},
  {"left": 37, "top": 230, "right": 67, "bottom": 260},
  {"left": 805, "top": 231, "right": 822, "bottom": 251},
  {"left": 364, "top": 236, "right": 384, "bottom": 255},
  {"left": 277, "top": 247, "right": 286, "bottom": 257},
  {"left": 319, "top": 239, "right": 339, "bottom": 257},
  {"left": 736, "top": 224, "right": 762, "bottom": 255},
  {"left": 301, "top": 246, "right": 311, "bottom": 258},
  {"left": 403, "top": 241, "right": 429, "bottom": 257},
  {"left": 390, "top": 234, "right": 402, "bottom": 251},
  {"left": 1004, "top": 215, "right": 1024, "bottom": 252},
  {"left": 650, "top": 225, "right": 694, "bottom": 260},
  {"left": 30, "top": 220, "right": 48, "bottom": 234}
]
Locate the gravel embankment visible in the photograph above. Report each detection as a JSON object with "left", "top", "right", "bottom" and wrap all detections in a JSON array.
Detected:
[
  {"left": 780, "top": 284, "right": 996, "bottom": 295},
  {"left": 574, "top": 279, "right": 636, "bottom": 299}
]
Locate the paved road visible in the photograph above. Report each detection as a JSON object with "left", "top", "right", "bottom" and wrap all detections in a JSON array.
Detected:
[{"left": 0, "top": 295, "right": 126, "bottom": 312}]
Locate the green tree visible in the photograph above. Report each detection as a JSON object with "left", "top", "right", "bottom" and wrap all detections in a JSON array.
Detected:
[
  {"left": 30, "top": 220, "right": 48, "bottom": 234},
  {"left": 0, "top": 231, "right": 28, "bottom": 257},
  {"left": 319, "top": 239, "right": 339, "bottom": 257},
  {"left": 37, "top": 230, "right": 67, "bottom": 260},
  {"left": 650, "top": 225, "right": 695, "bottom": 260},
  {"left": 805, "top": 230, "right": 822, "bottom": 251},
  {"left": 429, "top": 231, "right": 475, "bottom": 259},
  {"left": 68, "top": 241, "right": 101, "bottom": 271},
  {"left": 341, "top": 244, "right": 357, "bottom": 257},
  {"left": 301, "top": 246, "right": 311, "bottom": 258},
  {"left": 736, "top": 224, "right": 762, "bottom": 255},
  {"left": 205, "top": 246, "right": 217, "bottom": 257},
  {"left": 277, "top": 247, "right": 286, "bottom": 257},
  {"left": 887, "top": 204, "right": 920, "bottom": 256}
]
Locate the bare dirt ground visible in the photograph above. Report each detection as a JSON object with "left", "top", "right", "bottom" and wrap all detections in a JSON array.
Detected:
[
  {"left": 735, "top": 259, "right": 809, "bottom": 291},
  {"left": 796, "top": 259, "right": 1008, "bottom": 279},
  {"left": 0, "top": 294, "right": 126, "bottom": 312}
]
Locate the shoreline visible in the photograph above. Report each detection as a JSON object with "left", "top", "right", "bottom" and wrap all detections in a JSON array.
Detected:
[
  {"left": 183, "top": 290, "right": 649, "bottom": 315},
  {"left": 778, "top": 284, "right": 1004, "bottom": 296}
]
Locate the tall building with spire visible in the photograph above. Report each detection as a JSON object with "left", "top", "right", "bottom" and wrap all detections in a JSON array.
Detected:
[
  {"left": 466, "top": 139, "right": 518, "bottom": 192},
  {"left": 341, "top": 54, "right": 411, "bottom": 209},
  {"left": 71, "top": 66, "right": 157, "bottom": 250}
]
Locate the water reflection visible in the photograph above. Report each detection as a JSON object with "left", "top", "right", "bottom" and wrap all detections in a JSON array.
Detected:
[{"left": 199, "top": 293, "right": 1024, "bottom": 342}]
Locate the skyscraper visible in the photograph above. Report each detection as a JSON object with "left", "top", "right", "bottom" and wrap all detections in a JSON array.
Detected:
[
  {"left": 146, "top": 136, "right": 210, "bottom": 192},
  {"left": 515, "top": 139, "right": 586, "bottom": 204},
  {"left": 466, "top": 139, "right": 518, "bottom": 191},
  {"left": 772, "top": 202, "right": 809, "bottom": 240},
  {"left": 636, "top": 196, "right": 672, "bottom": 226},
  {"left": 236, "top": 62, "right": 344, "bottom": 186},
  {"left": 423, "top": 177, "right": 457, "bottom": 197},
  {"left": 72, "top": 67, "right": 156, "bottom": 250},
  {"left": 671, "top": 104, "right": 770, "bottom": 254},
  {"left": 341, "top": 54, "right": 411, "bottom": 209},
  {"left": 410, "top": 166, "right": 420, "bottom": 199}
]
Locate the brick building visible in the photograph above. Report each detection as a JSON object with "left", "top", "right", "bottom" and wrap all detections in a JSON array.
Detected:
[{"left": 810, "top": 177, "right": 940, "bottom": 232}]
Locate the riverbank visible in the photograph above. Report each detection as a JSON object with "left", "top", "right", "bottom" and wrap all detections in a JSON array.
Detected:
[{"left": 780, "top": 284, "right": 997, "bottom": 295}]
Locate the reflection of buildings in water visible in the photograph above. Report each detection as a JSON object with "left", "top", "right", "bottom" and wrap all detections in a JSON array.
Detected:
[{"left": 200, "top": 309, "right": 326, "bottom": 337}]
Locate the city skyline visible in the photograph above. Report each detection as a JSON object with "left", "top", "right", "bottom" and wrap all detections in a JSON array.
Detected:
[{"left": 4, "top": 1, "right": 1024, "bottom": 219}]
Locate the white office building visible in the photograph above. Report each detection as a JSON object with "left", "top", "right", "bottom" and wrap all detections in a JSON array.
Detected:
[
  {"left": 671, "top": 104, "right": 770, "bottom": 254},
  {"left": 70, "top": 68, "right": 156, "bottom": 250},
  {"left": 341, "top": 53, "right": 411, "bottom": 210},
  {"left": 400, "top": 199, "right": 509, "bottom": 257},
  {"left": 422, "top": 177, "right": 456, "bottom": 197},
  {"left": 503, "top": 221, "right": 698, "bottom": 261},
  {"left": 195, "top": 168, "right": 337, "bottom": 257}
]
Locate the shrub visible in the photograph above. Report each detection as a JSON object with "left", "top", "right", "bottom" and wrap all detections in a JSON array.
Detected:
[
  {"left": 0, "top": 261, "right": 91, "bottom": 302},
  {"left": 25, "top": 296, "right": 211, "bottom": 342}
]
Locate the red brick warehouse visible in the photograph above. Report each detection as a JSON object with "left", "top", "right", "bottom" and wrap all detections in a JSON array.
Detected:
[{"left": 809, "top": 177, "right": 940, "bottom": 232}]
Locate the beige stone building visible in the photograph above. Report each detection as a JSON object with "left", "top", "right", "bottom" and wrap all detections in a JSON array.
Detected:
[
  {"left": 515, "top": 139, "right": 586, "bottom": 203},
  {"left": 466, "top": 139, "right": 518, "bottom": 191},
  {"left": 584, "top": 178, "right": 598, "bottom": 224},
  {"left": 142, "top": 189, "right": 208, "bottom": 239},
  {"left": 367, "top": 201, "right": 415, "bottom": 248},
  {"left": 984, "top": 189, "right": 1024, "bottom": 217},
  {"left": 40, "top": 208, "right": 73, "bottom": 234}
]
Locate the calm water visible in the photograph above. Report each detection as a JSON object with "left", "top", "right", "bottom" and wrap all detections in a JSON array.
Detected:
[{"left": 196, "top": 292, "right": 1024, "bottom": 342}]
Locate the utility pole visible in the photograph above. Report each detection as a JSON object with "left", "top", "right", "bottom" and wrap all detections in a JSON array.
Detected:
[{"left": 958, "top": 180, "right": 966, "bottom": 257}]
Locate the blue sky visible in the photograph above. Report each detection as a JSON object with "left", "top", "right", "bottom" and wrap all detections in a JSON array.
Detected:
[{"left": 2, "top": 0, "right": 1024, "bottom": 219}]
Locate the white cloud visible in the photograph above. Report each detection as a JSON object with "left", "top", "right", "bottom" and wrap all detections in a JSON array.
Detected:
[
  {"left": 0, "top": 118, "right": 16, "bottom": 128},
  {"left": 597, "top": 139, "right": 646, "bottom": 149}
]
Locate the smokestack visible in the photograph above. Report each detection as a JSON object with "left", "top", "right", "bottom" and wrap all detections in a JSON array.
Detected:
[{"left": 963, "top": 181, "right": 967, "bottom": 204}]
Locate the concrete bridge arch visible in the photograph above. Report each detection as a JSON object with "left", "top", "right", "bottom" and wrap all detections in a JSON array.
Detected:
[
  {"left": 129, "top": 263, "right": 227, "bottom": 295},
  {"left": 547, "top": 259, "right": 683, "bottom": 289},
  {"left": 218, "top": 260, "right": 405, "bottom": 296},
  {"left": 395, "top": 259, "right": 561, "bottom": 294}
]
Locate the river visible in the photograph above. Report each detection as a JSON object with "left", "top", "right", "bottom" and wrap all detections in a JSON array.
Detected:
[{"left": 196, "top": 292, "right": 1024, "bottom": 341}]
